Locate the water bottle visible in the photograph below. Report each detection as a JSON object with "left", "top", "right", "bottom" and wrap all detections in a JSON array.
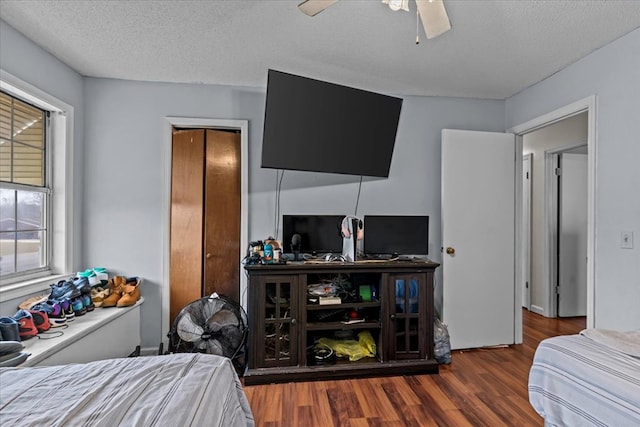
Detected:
[{"left": 263, "top": 242, "right": 273, "bottom": 263}]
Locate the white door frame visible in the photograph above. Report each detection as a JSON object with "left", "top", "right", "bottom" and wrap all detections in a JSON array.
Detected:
[
  {"left": 161, "top": 117, "right": 249, "bottom": 346},
  {"left": 509, "top": 95, "right": 597, "bottom": 342},
  {"left": 522, "top": 153, "right": 532, "bottom": 310},
  {"left": 545, "top": 143, "right": 588, "bottom": 318}
]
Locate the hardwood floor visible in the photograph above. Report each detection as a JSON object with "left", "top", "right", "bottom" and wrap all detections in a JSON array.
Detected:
[{"left": 243, "top": 309, "right": 586, "bottom": 427}]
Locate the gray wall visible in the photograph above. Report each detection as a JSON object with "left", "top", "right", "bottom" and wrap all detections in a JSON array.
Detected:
[
  {"left": 83, "top": 79, "right": 504, "bottom": 347},
  {"left": 0, "top": 18, "right": 506, "bottom": 346},
  {"left": 507, "top": 28, "right": 640, "bottom": 330},
  {"left": 4, "top": 15, "right": 638, "bottom": 347},
  {"left": 0, "top": 19, "right": 85, "bottom": 275}
]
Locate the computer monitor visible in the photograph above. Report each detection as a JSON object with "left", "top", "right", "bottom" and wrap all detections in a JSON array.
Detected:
[
  {"left": 364, "top": 215, "right": 429, "bottom": 256},
  {"left": 282, "top": 215, "right": 344, "bottom": 255}
]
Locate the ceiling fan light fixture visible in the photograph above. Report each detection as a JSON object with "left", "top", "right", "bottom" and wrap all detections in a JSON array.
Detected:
[
  {"left": 382, "top": 0, "right": 410, "bottom": 12},
  {"left": 415, "top": 0, "right": 451, "bottom": 39},
  {"left": 298, "top": 0, "right": 338, "bottom": 17}
]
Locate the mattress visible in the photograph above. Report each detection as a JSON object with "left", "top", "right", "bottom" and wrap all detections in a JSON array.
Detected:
[
  {"left": 528, "top": 332, "right": 640, "bottom": 427},
  {"left": 0, "top": 352, "right": 254, "bottom": 427}
]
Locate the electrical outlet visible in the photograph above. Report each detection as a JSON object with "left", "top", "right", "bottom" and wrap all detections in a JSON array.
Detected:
[{"left": 620, "top": 231, "right": 634, "bottom": 249}]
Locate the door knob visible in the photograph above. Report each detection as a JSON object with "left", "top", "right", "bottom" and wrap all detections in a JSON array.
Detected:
[
  {"left": 206, "top": 253, "right": 212, "bottom": 259},
  {"left": 446, "top": 247, "right": 455, "bottom": 255}
]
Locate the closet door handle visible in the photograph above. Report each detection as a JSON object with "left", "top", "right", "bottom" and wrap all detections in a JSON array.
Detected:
[{"left": 206, "top": 253, "right": 212, "bottom": 259}]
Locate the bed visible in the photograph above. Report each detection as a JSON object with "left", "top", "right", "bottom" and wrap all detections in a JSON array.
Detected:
[
  {"left": 0, "top": 352, "right": 254, "bottom": 426},
  {"left": 528, "top": 329, "right": 640, "bottom": 427}
]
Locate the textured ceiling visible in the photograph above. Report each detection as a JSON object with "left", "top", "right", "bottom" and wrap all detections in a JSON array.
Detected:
[{"left": 1, "top": 0, "right": 639, "bottom": 99}]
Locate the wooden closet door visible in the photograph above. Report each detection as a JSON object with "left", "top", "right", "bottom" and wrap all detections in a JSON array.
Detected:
[
  {"left": 170, "top": 129, "right": 205, "bottom": 325},
  {"left": 203, "top": 129, "right": 241, "bottom": 302}
]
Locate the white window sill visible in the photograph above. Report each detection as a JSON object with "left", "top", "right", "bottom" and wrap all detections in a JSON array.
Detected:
[
  {"left": 21, "top": 298, "right": 144, "bottom": 367},
  {"left": 0, "top": 274, "right": 68, "bottom": 303}
]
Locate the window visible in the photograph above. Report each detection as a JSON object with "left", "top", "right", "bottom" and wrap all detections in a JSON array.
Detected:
[
  {"left": 0, "top": 70, "right": 74, "bottom": 295},
  {"left": 0, "top": 91, "right": 50, "bottom": 279}
]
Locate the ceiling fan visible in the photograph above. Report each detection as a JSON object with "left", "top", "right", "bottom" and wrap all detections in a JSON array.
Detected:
[{"left": 298, "top": 0, "right": 452, "bottom": 41}]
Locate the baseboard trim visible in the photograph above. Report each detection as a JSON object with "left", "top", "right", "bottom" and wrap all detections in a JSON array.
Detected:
[{"left": 531, "top": 305, "right": 545, "bottom": 315}]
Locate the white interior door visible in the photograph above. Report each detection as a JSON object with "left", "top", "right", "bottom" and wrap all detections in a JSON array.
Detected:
[
  {"left": 442, "top": 129, "right": 515, "bottom": 350},
  {"left": 558, "top": 153, "right": 588, "bottom": 317}
]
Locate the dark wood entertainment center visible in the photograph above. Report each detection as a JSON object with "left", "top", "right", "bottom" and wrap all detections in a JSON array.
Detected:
[{"left": 244, "top": 259, "right": 440, "bottom": 385}]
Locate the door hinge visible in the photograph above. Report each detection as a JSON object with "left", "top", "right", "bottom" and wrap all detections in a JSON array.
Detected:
[
  {"left": 555, "top": 285, "right": 560, "bottom": 294},
  {"left": 526, "top": 281, "right": 529, "bottom": 289},
  {"left": 526, "top": 172, "right": 529, "bottom": 179},
  {"left": 555, "top": 167, "right": 562, "bottom": 176}
]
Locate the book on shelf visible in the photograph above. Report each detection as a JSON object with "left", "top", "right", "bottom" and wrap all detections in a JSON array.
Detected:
[
  {"left": 318, "top": 296, "right": 342, "bottom": 305},
  {"left": 340, "top": 318, "right": 365, "bottom": 325}
]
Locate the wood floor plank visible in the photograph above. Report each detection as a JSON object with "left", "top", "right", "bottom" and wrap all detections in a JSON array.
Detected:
[
  {"left": 352, "top": 377, "right": 399, "bottom": 421},
  {"left": 244, "top": 310, "right": 585, "bottom": 427}
]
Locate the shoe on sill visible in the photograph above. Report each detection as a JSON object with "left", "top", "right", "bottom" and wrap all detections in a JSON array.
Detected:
[
  {"left": 117, "top": 277, "right": 141, "bottom": 307},
  {"left": 0, "top": 317, "right": 21, "bottom": 342},
  {"left": 73, "top": 276, "right": 92, "bottom": 295},
  {"left": 28, "top": 310, "right": 51, "bottom": 333},
  {"left": 18, "top": 294, "right": 49, "bottom": 311},
  {"left": 81, "top": 293, "right": 95, "bottom": 312},
  {"left": 102, "top": 276, "right": 128, "bottom": 307},
  {"left": 49, "top": 279, "right": 81, "bottom": 301},
  {"left": 31, "top": 301, "right": 67, "bottom": 327},
  {"left": 12, "top": 310, "right": 39, "bottom": 340},
  {"left": 90, "top": 287, "right": 110, "bottom": 308},
  {"left": 71, "top": 297, "right": 87, "bottom": 316},
  {"left": 54, "top": 298, "right": 75, "bottom": 322},
  {"left": 93, "top": 267, "right": 109, "bottom": 285}
]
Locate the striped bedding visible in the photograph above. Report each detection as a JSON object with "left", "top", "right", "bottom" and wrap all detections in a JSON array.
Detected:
[
  {"left": 0, "top": 353, "right": 254, "bottom": 426},
  {"left": 528, "top": 332, "right": 640, "bottom": 427}
]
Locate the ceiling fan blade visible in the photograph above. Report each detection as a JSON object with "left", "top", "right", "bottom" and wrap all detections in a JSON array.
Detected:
[
  {"left": 415, "top": 0, "right": 452, "bottom": 39},
  {"left": 298, "top": 0, "right": 338, "bottom": 17}
]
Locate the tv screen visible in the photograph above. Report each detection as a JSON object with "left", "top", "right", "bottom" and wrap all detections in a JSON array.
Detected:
[
  {"left": 282, "top": 215, "right": 344, "bottom": 255},
  {"left": 364, "top": 215, "right": 429, "bottom": 256},
  {"left": 261, "top": 69, "right": 403, "bottom": 177}
]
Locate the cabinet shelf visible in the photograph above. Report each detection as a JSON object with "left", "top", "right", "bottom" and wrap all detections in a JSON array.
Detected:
[
  {"left": 306, "top": 301, "right": 381, "bottom": 311},
  {"left": 306, "top": 321, "right": 381, "bottom": 331}
]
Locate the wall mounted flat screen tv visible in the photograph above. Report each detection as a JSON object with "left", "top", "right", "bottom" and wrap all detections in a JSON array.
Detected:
[
  {"left": 364, "top": 215, "right": 429, "bottom": 256},
  {"left": 261, "top": 69, "right": 403, "bottom": 177},
  {"left": 282, "top": 215, "right": 344, "bottom": 255}
]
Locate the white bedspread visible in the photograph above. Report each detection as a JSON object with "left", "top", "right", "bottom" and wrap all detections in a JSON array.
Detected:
[
  {"left": 0, "top": 353, "right": 254, "bottom": 427},
  {"left": 529, "top": 333, "right": 640, "bottom": 427},
  {"left": 580, "top": 328, "right": 640, "bottom": 357}
]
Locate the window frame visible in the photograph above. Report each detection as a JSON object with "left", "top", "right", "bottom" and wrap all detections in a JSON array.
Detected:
[
  {"left": 0, "top": 70, "right": 75, "bottom": 300},
  {"left": 1, "top": 93, "right": 51, "bottom": 279}
]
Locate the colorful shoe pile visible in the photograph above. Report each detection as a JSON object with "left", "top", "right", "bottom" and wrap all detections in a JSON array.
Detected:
[{"left": 2, "top": 268, "right": 142, "bottom": 345}]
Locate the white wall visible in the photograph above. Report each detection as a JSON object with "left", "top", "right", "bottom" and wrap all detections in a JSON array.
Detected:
[
  {"left": 523, "top": 113, "right": 588, "bottom": 315},
  {"left": 507, "top": 28, "right": 640, "bottom": 330}
]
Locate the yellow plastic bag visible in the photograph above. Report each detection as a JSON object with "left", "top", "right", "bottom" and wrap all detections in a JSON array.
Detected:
[{"left": 316, "top": 330, "right": 376, "bottom": 362}]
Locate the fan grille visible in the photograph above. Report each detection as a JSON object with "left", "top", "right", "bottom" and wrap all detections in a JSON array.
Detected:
[{"left": 168, "top": 294, "right": 248, "bottom": 376}]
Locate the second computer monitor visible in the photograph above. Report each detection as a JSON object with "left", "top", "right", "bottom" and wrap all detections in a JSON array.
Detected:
[{"left": 364, "top": 215, "right": 429, "bottom": 256}]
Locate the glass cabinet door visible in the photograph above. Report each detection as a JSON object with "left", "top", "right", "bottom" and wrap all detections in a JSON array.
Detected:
[
  {"left": 260, "top": 275, "right": 298, "bottom": 367},
  {"left": 389, "top": 273, "right": 426, "bottom": 360}
]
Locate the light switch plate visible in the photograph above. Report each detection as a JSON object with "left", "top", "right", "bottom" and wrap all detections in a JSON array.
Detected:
[{"left": 620, "top": 231, "right": 634, "bottom": 249}]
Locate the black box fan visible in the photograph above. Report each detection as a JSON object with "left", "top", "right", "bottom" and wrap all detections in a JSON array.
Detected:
[{"left": 167, "top": 293, "right": 248, "bottom": 376}]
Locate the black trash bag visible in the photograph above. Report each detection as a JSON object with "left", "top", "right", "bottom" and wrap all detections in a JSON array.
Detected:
[{"left": 434, "top": 316, "right": 452, "bottom": 364}]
